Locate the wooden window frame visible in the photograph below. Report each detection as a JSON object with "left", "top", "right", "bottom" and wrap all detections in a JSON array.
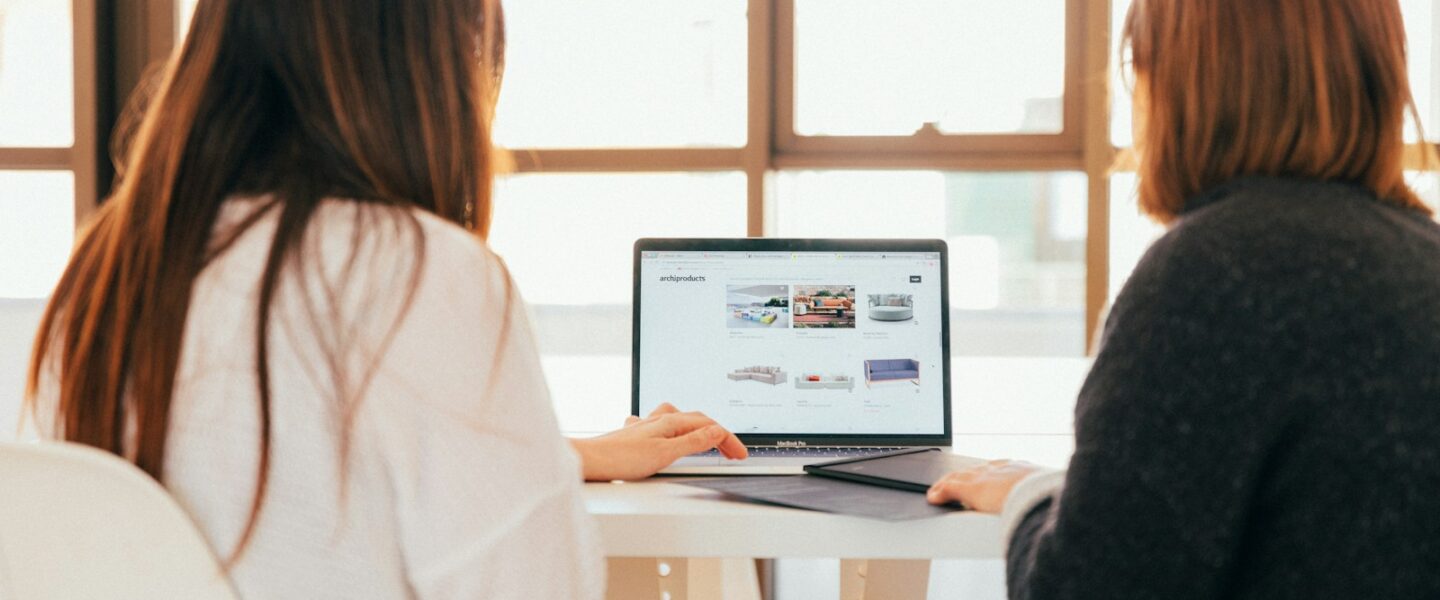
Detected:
[
  {"left": 1, "top": 0, "right": 181, "bottom": 242},
  {"left": 132, "top": 0, "right": 1440, "bottom": 355},
  {"left": 510, "top": 0, "right": 1116, "bottom": 352},
  {"left": 770, "top": 0, "right": 1087, "bottom": 160},
  {"left": 0, "top": 0, "right": 100, "bottom": 225}
]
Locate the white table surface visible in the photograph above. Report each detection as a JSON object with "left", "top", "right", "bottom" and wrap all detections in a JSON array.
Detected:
[
  {"left": 583, "top": 432, "right": 1079, "bottom": 561},
  {"left": 584, "top": 478, "right": 1004, "bottom": 560}
]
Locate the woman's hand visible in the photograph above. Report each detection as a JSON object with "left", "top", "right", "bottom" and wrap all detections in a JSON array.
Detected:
[
  {"left": 926, "top": 459, "right": 1043, "bottom": 513},
  {"left": 570, "top": 403, "right": 749, "bottom": 481}
]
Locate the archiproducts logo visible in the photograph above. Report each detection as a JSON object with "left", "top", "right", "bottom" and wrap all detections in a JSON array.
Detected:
[{"left": 658, "top": 275, "right": 707, "bottom": 282}]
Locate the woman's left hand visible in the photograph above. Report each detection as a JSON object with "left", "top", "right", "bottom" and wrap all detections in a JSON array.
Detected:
[
  {"left": 926, "top": 459, "right": 1043, "bottom": 513},
  {"left": 570, "top": 403, "right": 748, "bottom": 481}
]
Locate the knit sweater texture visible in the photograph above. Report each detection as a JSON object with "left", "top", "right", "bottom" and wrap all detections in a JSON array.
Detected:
[{"left": 1008, "top": 176, "right": 1440, "bottom": 599}]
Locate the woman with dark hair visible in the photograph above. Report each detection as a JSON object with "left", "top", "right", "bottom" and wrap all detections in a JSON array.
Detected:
[
  {"left": 929, "top": 0, "right": 1440, "bottom": 597},
  {"left": 25, "top": 0, "right": 743, "bottom": 597}
]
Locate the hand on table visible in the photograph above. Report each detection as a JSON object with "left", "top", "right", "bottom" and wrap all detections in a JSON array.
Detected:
[
  {"left": 570, "top": 403, "right": 749, "bottom": 481},
  {"left": 926, "top": 459, "right": 1043, "bottom": 513}
]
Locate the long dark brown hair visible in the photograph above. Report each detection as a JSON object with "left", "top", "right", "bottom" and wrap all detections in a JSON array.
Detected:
[
  {"left": 27, "top": 0, "right": 505, "bottom": 562},
  {"left": 1123, "top": 0, "right": 1431, "bottom": 223}
]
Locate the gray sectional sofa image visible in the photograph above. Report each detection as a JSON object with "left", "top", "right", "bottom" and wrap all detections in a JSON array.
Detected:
[{"left": 727, "top": 366, "right": 788, "bottom": 385}]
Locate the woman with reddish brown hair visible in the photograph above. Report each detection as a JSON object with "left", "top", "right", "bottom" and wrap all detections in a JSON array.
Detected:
[
  {"left": 929, "top": 0, "right": 1440, "bottom": 597},
  {"left": 24, "top": 0, "right": 744, "bottom": 597}
]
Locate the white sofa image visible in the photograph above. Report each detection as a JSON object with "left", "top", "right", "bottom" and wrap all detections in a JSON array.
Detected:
[
  {"left": 867, "top": 294, "right": 914, "bottom": 321},
  {"left": 794, "top": 374, "right": 854, "bottom": 391}
]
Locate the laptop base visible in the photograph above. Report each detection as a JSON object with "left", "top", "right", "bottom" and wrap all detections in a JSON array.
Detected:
[{"left": 658, "top": 446, "right": 949, "bottom": 476}]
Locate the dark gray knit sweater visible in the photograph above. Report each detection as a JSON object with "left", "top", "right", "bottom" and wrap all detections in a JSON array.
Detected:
[{"left": 1008, "top": 176, "right": 1440, "bottom": 599}]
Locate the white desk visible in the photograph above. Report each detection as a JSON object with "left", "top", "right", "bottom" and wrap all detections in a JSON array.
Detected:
[
  {"left": 585, "top": 479, "right": 1002, "bottom": 560},
  {"left": 583, "top": 433, "right": 1077, "bottom": 599}
]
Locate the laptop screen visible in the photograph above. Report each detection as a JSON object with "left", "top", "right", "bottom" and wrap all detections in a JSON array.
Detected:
[{"left": 635, "top": 245, "right": 948, "bottom": 437}]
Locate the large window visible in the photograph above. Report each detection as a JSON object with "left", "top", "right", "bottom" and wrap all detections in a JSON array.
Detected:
[
  {"left": 792, "top": 1, "right": 1068, "bottom": 137},
  {"left": 0, "top": 0, "right": 95, "bottom": 299},
  {"left": 494, "top": 2, "right": 748, "bottom": 149},
  {"left": 489, "top": 0, "right": 1098, "bottom": 428},
  {"left": 160, "top": 0, "right": 1440, "bottom": 431}
]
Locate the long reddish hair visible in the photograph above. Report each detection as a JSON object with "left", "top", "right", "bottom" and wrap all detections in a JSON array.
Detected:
[
  {"left": 27, "top": 0, "right": 505, "bottom": 562},
  {"left": 1123, "top": 0, "right": 1432, "bottom": 223}
]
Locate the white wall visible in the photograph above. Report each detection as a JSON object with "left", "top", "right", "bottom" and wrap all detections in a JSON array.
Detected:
[{"left": 0, "top": 299, "right": 44, "bottom": 438}]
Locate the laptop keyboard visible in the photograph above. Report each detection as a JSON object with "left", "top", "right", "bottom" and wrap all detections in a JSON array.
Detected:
[{"left": 690, "top": 446, "right": 905, "bottom": 459}]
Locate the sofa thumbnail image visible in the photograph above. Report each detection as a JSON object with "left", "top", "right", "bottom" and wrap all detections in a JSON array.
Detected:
[
  {"left": 867, "top": 294, "right": 914, "bottom": 321},
  {"left": 864, "top": 359, "right": 920, "bottom": 387},
  {"left": 792, "top": 286, "right": 857, "bottom": 328},
  {"left": 794, "top": 373, "right": 855, "bottom": 391},
  {"left": 727, "top": 285, "right": 790, "bottom": 329},
  {"left": 793, "top": 296, "right": 853, "bottom": 316},
  {"left": 733, "top": 308, "right": 779, "bottom": 324},
  {"left": 728, "top": 366, "right": 788, "bottom": 385}
]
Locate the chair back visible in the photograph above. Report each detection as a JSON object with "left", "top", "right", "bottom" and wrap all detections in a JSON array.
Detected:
[{"left": 0, "top": 441, "right": 239, "bottom": 600}]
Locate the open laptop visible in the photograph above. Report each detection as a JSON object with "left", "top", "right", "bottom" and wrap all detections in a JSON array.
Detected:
[{"left": 633, "top": 238, "right": 953, "bottom": 475}]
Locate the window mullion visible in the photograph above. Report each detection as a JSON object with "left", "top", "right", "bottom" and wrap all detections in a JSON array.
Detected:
[
  {"left": 1082, "top": 0, "right": 1114, "bottom": 354},
  {"left": 745, "top": 0, "right": 776, "bottom": 238}
]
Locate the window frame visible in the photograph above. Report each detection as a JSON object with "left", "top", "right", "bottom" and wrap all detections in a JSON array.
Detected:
[
  {"left": 771, "top": 0, "right": 1088, "bottom": 157},
  {"left": 0, "top": 0, "right": 100, "bottom": 226},
  {"left": 141, "top": 0, "right": 1440, "bottom": 355},
  {"left": 511, "top": 0, "right": 1116, "bottom": 350}
]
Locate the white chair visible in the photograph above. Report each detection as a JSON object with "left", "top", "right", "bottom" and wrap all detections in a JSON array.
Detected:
[{"left": 0, "top": 441, "right": 238, "bottom": 600}]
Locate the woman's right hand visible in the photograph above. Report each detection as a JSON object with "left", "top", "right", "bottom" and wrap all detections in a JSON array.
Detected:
[{"left": 569, "top": 403, "right": 748, "bottom": 481}]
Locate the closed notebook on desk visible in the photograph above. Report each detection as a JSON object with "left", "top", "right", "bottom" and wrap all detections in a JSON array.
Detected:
[{"left": 804, "top": 448, "right": 987, "bottom": 492}]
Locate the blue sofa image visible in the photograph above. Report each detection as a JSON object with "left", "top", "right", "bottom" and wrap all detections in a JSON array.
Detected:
[{"left": 864, "top": 359, "right": 920, "bottom": 388}]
